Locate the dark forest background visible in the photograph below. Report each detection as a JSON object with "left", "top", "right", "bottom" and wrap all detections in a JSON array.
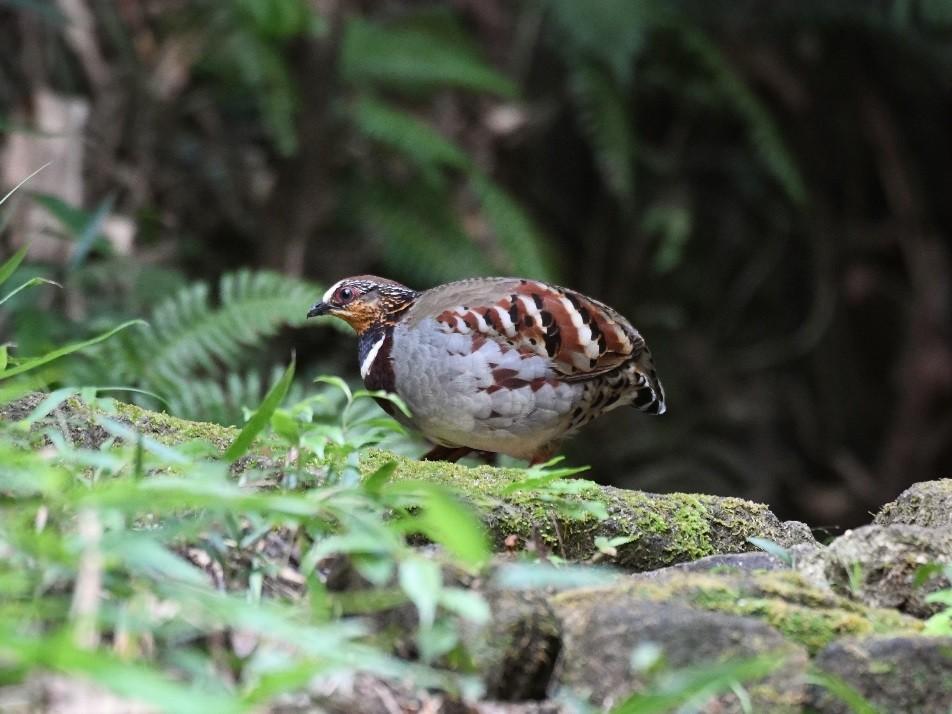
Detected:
[{"left": 1, "top": 0, "right": 951, "bottom": 530}]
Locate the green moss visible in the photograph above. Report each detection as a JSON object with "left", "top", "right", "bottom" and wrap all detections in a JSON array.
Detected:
[
  {"left": 552, "top": 571, "right": 923, "bottom": 654},
  {"left": 8, "top": 392, "right": 811, "bottom": 572},
  {"left": 359, "top": 450, "right": 809, "bottom": 572},
  {"left": 107, "top": 399, "right": 239, "bottom": 447}
]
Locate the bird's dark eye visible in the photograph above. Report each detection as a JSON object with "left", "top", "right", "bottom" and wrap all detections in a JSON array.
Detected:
[{"left": 337, "top": 287, "right": 355, "bottom": 303}]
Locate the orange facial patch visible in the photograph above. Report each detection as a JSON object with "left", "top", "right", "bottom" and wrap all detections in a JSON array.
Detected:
[{"left": 333, "top": 301, "right": 380, "bottom": 335}]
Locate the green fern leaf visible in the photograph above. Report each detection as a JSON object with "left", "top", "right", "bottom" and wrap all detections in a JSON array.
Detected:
[
  {"left": 359, "top": 183, "right": 494, "bottom": 286},
  {"left": 569, "top": 60, "right": 636, "bottom": 206},
  {"left": 678, "top": 27, "right": 806, "bottom": 205},
  {"left": 168, "top": 365, "right": 307, "bottom": 426},
  {"left": 350, "top": 95, "right": 470, "bottom": 174},
  {"left": 87, "top": 270, "right": 320, "bottom": 410},
  {"left": 546, "top": 0, "right": 652, "bottom": 85},
  {"left": 341, "top": 18, "right": 516, "bottom": 97},
  {"left": 469, "top": 172, "right": 556, "bottom": 281}
]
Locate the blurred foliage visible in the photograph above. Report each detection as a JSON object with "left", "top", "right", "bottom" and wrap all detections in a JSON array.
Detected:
[
  {"left": 0, "top": 381, "right": 487, "bottom": 709},
  {"left": 1, "top": 0, "right": 951, "bottom": 529}
]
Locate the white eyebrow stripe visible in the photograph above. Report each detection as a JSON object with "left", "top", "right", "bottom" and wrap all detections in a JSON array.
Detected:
[
  {"left": 322, "top": 280, "right": 345, "bottom": 303},
  {"left": 360, "top": 335, "right": 386, "bottom": 379}
]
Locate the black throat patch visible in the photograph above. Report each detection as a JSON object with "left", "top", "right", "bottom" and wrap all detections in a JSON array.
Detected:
[{"left": 357, "top": 323, "right": 396, "bottom": 396}]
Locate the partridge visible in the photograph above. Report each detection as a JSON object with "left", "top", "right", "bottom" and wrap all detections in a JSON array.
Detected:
[{"left": 307, "top": 276, "right": 665, "bottom": 464}]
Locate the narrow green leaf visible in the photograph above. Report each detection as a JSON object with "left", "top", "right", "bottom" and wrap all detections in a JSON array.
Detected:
[
  {"left": 363, "top": 460, "right": 397, "bottom": 495},
  {"left": 352, "top": 388, "right": 412, "bottom": 417},
  {"left": 439, "top": 588, "right": 490, "bottom": 624},
  {"left": 389, "top": 481, "right": 490, "bottom": 567},
  {"left": 0, "top": 242, "right": 30, "bottom": 286},
  {"left": 611, "top": 655, "right": 785, "bottom": 713},
  {"left": 0, "top": 319, "right": 145, "bottom": 380},
  {"left": 746, "top": 537, "right": 793, "bottom": 565},
  {"left": 0, "top": 161, "right": 50, "bottom": 207},
  {"left": 30, "top": 192, "right": 91, "bottom": 235},
  {"left": 806, "top": 672, "right": 882, "bottom": 714},
  {"left": 0, "top": 276, "right": 60, "bottom": 306},
  {"left": 399, "top": 557, "right": 442, "bottom": 629},
  {"left": 14, "top": 386, "right": 79, "bottom": 428},
  {"left": 314, "top": 375, "right": 353, "bottom": 404},
  {"left": 69, "top": 193, "right": 115, "bottom": 269},
  {"left": 225, "top": 356, "right": 296, "bottom": 460}
]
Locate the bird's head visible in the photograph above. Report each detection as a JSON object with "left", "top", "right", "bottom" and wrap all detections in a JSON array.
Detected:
[{"left": 307, "top": 276, "right": 418, "bottom": 334}]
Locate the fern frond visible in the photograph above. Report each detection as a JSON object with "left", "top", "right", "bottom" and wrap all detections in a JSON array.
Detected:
[
  {"left": 166, "top": 365, "right": 308, "bottom": 425},
  {"left": 341, "top": 18, "right": 516, "bottom": 97},
  {"left": 350, "top": 95, "right": 470, "bottom": 174},
  {"left": 197, "top": 1, "right": 316, "bottom": 154},
  {"left": 469, "top": 171, "right": 556, "bottom": 281},
  {"left": 359, "top": 183, "right": 494, "bottom": 285},
  {"left": 677, "top": 26, "right": 807, "bottom": 205},
  {"left": 546, "top": 0, "right": 652, "bottom": 85},
  {"left": 88, "top": 270, "right": 320, "bottom": 400},
  {"left": 568, "top": 60, "right": 636, "bottom": 206}
]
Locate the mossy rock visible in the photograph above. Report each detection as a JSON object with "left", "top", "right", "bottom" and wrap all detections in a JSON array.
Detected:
[
  {"left": 550, "top": 570, "right": 922, "bottom": 654},
  {"left": 808, "top": 635, "right": 952, "bottom": 714},
  {"left": 360, "top": 450, "right": 815, "bottom": 572},
  {"left": 874, "top": 479, "right": 952, "bottom": 529},
  {"left": 1, "top": 392, "right": 239, "bottom": 450},
  {"left": 551, "top": 600, "right": 808, "bottom": 712},
  {"left": 4, "top": 393, "right": 816, "bottom": 572}
]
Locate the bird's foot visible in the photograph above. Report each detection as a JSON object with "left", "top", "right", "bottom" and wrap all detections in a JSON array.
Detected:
[{"left": 421, "top": 444, "right": 474, "bottom": 463}]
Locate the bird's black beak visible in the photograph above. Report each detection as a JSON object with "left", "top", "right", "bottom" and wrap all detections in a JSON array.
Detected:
[{"left": 307, "top": 302, "right": 331, "bottom": 318}]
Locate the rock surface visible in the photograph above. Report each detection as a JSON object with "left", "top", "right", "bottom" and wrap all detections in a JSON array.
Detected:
[
  {"left": 553, "top": 570, "right": 921, "bottom": 655},
  {"left": 796, "top": 524, "right": 952, "bottom": 617},
  {"left": 875, "top": 478, "right": 952, "bottom": 529},
  {"left": 553, "top": 600, "right": 808, "bottom": 711},
  {"left": 808, "top": 635, "right": 952, "bottom": 714}
]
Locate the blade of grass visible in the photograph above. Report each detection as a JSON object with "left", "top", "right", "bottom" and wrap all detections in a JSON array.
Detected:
[
  {"left": 0, "top": 161, "right": 51, "bottom": 207},
  {"left": 0, "top": 276, "right": 60, "bottom": 306},
  {"left": 0, "top": 242, "right": 30, "bottom": 286},
  {"left": 0, "top": 319, "right": 145, "bottom": 380},
  {"left": 225, "top": 356, "right": 296, "bottom": 460}
]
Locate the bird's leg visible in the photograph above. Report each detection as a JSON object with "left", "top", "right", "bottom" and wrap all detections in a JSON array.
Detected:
[
  {"left": 471, "top": 450, "right": 498, "bottom": 465},
  {"left": 528, "top": 442, "right": 561, "bottom": 466},
  {"left": 422, "top": 444, "right": 473, "bottom": 463}
]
